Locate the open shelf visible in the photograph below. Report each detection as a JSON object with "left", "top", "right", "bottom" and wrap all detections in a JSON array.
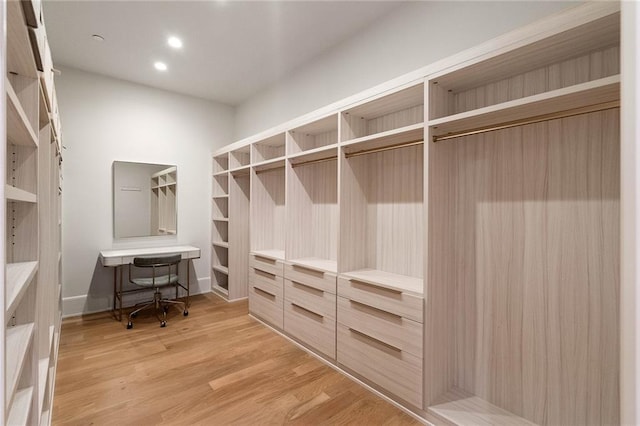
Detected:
[
  {"left": 212, "top": 241, "right": 229, "bottom": 249},
  {"left": 286, "top": 156, "right": 337, "bottom": 273},
  {"left": 289, "top": 257, "right": 337, "bottom": 274},
  {"left": 6, "top": 323, "right": 35, "bottom": 400},
  {"left": 213, "top": 153, "right": 229, "bottom": 174},
  {"left": 6, "top": 261, "right": 38, "bottom": 316},
  {"left": 288, "top": 144, "right": 338, "bottom": 166},
  {"left": 212, "top": 219, "right": 228, "bottom": 243},
  {"left": 7, "top": 0, "right": 38, "bottom": 78},
  {"left": 251, "top": 166, "right": 285, "bottom": 257},
  {"left": 341, "top": 82, "right": 424, "bottom": 142},
  {"left": 339, "top": 140, "right": 423, "bottom": 290},
  {"left": 213, "top": 173, "right": 228, "bottom": 197},
  {"left": 341, "top": 123, "right": 423, "bottom": 154},
  {"left": 252, "top": 133, "right": 286, "bottom": 163},
  {"left": 228, "top": 171, "right": 251, "bottom": 300},
  {"left": 229, "top": 165, "right": 251, "bottom": 176},
  {"left": 212, "top": 217, "right": 229, "bottom": 222},
  {"left": 6, "top": 185, "right": 37, "bottom": 203},
  {"left": 213, "top": 265, "right": 229, "bottom": 275},
  {"left": 229, "top": 146, "right": 251, "bottom": 170},
  {"left": 253, "top": 157, "right": 285, "bottom": 173},
  {"left": 212, "top": 194, "right": 229, "bottom": 199},
  {"left": 340, "top": 269, "right": 423, "bottom": 296},
  {"left": 429, "top": 388, "right": 537, "bottom": 426},
  {"left": 7, "top": 78, "right": 38, "bottom": 147},
  {"left": 38, "top": 357, "right": 49, "bottom": 414},
  {"left": 251, "top": 249, "right": 285, "bottom": 261},
  {"left": 430, "top": 75, "right": 619, "bottom": 140},
  {"left": 7, "top": 386, "right": 34, "bottom": 426},
  {"left": 212, "top": 195, "right": 228, "bottom": 219},
  {"left": 288, "top": 114, "right": 338, "bottom": 155}
]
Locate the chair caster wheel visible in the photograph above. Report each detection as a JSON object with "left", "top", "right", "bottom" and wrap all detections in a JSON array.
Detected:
[
  {"left": 160, "top": 321, "right": 167, "bottom": 327},
  {"left": 131, "top": 312, "right": 137, "bottom": 318},
  {"left": 127, "top": 322, "right": 133, "bottom": 329},
  {"left": 163, "top": 306, "right": 169, "bottom": 313},
  {"left": 183, "top": 310, "right": 189, "bottom": 316}
]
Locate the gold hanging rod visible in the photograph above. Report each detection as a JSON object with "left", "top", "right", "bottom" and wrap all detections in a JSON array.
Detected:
[
  {"left": 344, "top": 139, "right": 424, "bottom": 159},
  {"left": 290, "top": 156, "right": 337, "bottom": 168},
  {"left": 432, "top": 100, "right": 620, "bottom": 143},
  {"left": 255, "top": 165, "right": 285, "bottom": 174}
]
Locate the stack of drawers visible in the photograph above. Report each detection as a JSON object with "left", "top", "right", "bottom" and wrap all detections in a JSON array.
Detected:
[
  {"left": 248, "top": 254, "right": 284, "bottom": 328},
  {"left": 336, "top": 277, "right": 424, "bottom": 407},
  {"left": 283, "top": 264, "right": 337, "bottom": 359}
]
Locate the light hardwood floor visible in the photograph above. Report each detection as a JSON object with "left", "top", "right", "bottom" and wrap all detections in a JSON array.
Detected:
[{"left": 52, "top": 293, "right": 421, "bottom": 425}]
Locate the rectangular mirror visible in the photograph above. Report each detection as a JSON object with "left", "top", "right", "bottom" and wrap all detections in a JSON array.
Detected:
[{"left": 113, "top": 161, "right": 177, "bottom": 238}]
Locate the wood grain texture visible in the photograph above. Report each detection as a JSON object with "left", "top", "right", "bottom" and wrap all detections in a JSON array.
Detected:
[
  {"left": 228, "top": 173, "right": 250, "bottom": 300},
  {"left": 250, "top": 167, "right": 285, "bottom": 253},
  {"left": 52, "top": 294, "right": 419, "bottom": 425},
  {"left": 253, "top": 135, "right": 286, "bottom": 163},
  {"left": 284, "top": 263, "right": 336, "bottom": 294},
  {"left": 284, "top": 298, "right": 336, "bottom": 360},
  {"left": 339, "top": 144, "right": 423, "bottom": 279},
  {"left": 286, "top": 159, "right": 338, "bottom": 263},
  {"left": 427, "top": 109, "right": 620, "bottom": 425}
]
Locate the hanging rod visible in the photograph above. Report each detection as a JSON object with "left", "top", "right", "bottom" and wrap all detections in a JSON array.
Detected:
[
  {"left": 344, "top": 139, "right": 424, "bottom": 159},
  {"left": 255, "top": 165, "right": 285, "bottom": 175},
  {"left": 290, "top": 155, "right": 337, "bottom": 168},
  {"left": 432, "top": 100, "right": 620, "bottom": 143}
]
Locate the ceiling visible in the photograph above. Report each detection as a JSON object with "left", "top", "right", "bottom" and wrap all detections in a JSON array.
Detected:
[{"left": 43, "top": 1, "right": 406, "bottom": 106}]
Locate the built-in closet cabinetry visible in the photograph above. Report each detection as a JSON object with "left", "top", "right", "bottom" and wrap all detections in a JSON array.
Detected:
[
  {"left": 4, "top": 1, "right": 64, "bottom": 424},
  {"left": 212, "top": 3, "right": 620, "bottom": 424},
  {"left": 151, "top": 166, "right": 176, "bottom": 235}
]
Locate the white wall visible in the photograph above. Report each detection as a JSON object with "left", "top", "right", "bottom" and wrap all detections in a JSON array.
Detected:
[
  {"left": 57, "top": 67, "right": 234, "bottom": 316},
  {"left": 234, "top": 1, "right": 577, "bottom": 139}
]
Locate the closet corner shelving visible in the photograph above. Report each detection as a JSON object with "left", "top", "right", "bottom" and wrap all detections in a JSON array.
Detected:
[
  {"left": 212, "top": 2, "right": 622, "bottom": 424},
  {"left": 4, "top": 0, "right": 63, "bottom": 424},
  {"left": 211, "top": 153, "right": 230, "bottom": 297}
]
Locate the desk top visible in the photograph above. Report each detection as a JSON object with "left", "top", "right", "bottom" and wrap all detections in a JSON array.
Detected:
[{"left": 100, "top": 245, "right": 201, "bottom": 267}]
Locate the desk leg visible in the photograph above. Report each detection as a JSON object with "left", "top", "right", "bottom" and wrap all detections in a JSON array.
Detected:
[
  {"left": 186, "top": 260, "right": 191, "bottom": 309},
  {"left": 119, "top": 266, "right": 123, "bottom": 322}
]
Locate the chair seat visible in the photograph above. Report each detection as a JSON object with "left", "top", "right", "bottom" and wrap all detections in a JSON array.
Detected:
[{"left": 131, "top": 273, "right": 179, "bottom": 287}]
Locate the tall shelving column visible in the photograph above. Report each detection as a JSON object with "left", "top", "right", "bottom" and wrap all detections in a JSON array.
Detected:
[{"left": 211, "top": 154, "right": 230, "bottom": 297}]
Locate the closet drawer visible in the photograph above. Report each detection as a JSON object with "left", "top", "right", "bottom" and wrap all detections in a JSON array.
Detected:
[
  {"left": 250, "top": 267, "right": 283, "bottom": 294},
  {"left": 250, "top": 254, "right": 284, "bottom": 277},
  {"left": 337, "top": 324, "right": 422, "bottom": 407},
  {"left": 249, "top": 281, "right": 283, "bottom": 329},
  {"left": 284, "top": 263, "right": 336, "bottom": 294},
  {"left": 337, "top": 297, "right": 422, "bottom": 357},
  {"left": 284, "top": 299, "right": 336, "bottom": 359},
  {"left": 338, "top": 277, "right": 423, "bottom": 323},
  {"left": 284, "top": 279, "right": 335, "bottom": 319}
]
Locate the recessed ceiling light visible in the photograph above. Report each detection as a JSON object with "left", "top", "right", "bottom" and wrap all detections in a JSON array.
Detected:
[
  {"left": 167, "top": 36, "right": 183, "bottom": 49},
  {"left": 154, "top": 61, "right": 168, "bottom": 71},
  {"left": 91, "top": 34, "right": 105, "bottom": 42}
]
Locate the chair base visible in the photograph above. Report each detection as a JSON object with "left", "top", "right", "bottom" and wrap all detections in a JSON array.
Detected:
[{"left": 127, "top": 289, "right": 187, "bottom": 329}]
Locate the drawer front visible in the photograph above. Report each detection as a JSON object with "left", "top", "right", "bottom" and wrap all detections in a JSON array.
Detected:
[
  {"left": 337, "top": 324, "right": 422, "bottom": 407},
  {"left": 284, "top": 279, "right": 335, "bottom": 319},
  {"left": 249, "top": 282, "right": 283, "bottom": 329},
  {"left": 284, "top": 263, "right": 336, "bottom": 294},
  {"left": 284, "top": 300, "right": 336, "bottom": 360},
  {"left": 250, "top": 267, "right": 283, "bottom": 295},
  {"left": 250, "top": 254, "right": 284, "bottom": 277},
  {"left": 338, "top": 277, "right": 423, "bottom": 323},
  {"left": 337, "top": 297, "right": 422, "bottom": 357}
]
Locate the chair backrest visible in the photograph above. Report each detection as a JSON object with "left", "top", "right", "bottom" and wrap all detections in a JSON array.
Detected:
[{"left": 133, "top": 254, "right": 182, "bottom": 268}]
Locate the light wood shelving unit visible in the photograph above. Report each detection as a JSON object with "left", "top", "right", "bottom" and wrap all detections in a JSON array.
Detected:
[
  {"left": 211, "top": 153, "right": 230, "bottom": 297},
  {"left": 212, "top": 3, "right": 621, "bottom": 424},
  {"left": 3, "top": 1, "right": 63, "bottom": 424}
]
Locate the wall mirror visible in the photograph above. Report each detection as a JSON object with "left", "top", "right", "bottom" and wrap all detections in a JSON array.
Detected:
[{"left": 113, "top": 161, "right": 177, "bottom": 238}]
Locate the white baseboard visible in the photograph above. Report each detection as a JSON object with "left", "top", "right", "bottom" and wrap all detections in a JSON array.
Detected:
[{"left": 62, "top": 276, "right": 211, "bottom": 318}]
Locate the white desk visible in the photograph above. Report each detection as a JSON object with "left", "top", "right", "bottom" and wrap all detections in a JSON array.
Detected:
[{"left": 99, "top": 245, "right": 201, "bottom": 321}]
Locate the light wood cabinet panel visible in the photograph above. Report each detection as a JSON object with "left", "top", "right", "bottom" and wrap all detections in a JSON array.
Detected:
[
  {"left": 250, "top": 254, "right": 284, "bottom": 277},
  {"left": 337, "top": 296, "right": 421, "bottom": 357},
  {"left": 284, "top": 262, "right": 336, "bottom": 294},
  {"left": 337, "top": 277, "right": 422, "bottom": 323},
  {"left": 284, "top": 299, "right": 336, "bottom": 359},
  {"left": 249, "top": 268, "right": 283, "bottom": 299},
  {"left": 249, "top": 280, "right": 284, "bottom": 329},
  {"left": 337, "top": 324, "right": 422, "bottom": 408},
  {"left": 284, "top": 279, "right": 335, "bottom": 319}
]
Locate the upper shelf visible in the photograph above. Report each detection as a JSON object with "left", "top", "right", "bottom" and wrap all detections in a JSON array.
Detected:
[
  {"left": 6, "top": 323, "right": 35, "bottom": 403},
  {"left": 429, "top": 75, "right": 619, "bottom": 141},
  {"left": 6, "top": 261, "right": 39, "bottom": 317},
  {"left": 342, "top": 123, "right": 424, "bottom": 154},
  {"left": 340, "top": 268, "right": 423, "bottom": 296},
  {"left": 289, "top": 257, "right": 337, "bottom": 274},
  {"left": 6, "top": 185, "right": 37, "bottom": 203},
  {"left": 288, "top": 144, "right": 338, "bottom": 166},
  {"left": 7, "top": 78, "right": 39, "bottom": 147},
  {"left": 7, "top": 1, "right": 37, "bottom": 79}
]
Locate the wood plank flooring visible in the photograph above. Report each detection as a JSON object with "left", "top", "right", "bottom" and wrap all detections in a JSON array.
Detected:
[{"left": 52, "top": 293, "right": 421, "bottom": 425}]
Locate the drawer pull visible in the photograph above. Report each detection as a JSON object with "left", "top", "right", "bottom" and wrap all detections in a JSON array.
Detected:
[
  {"left": 292, "top": 280, "right": 324, "bottom": 295},
  {"left": 254, "top": 287, "right": 276, "bottom": 299},
  {"left": 292, "top": 264, "right": 324, "bottom": 277},
  {"left": 349, "top": 279, "right": 402, "bottom": 295},
  {"left": 348, "top": 327, "right": 402, "bottom": 353},
  {"left": 254, "top": 255, "right": 276, "bottom": 264},
  {"left": 291, "top": 302, "right": 323, "bottom": 320},
  {"left": 254, "top": 268, "right": 276, "bottom": 279},
  {"left": 349, "top": 299, "right": 402, "bottom": 321}
]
